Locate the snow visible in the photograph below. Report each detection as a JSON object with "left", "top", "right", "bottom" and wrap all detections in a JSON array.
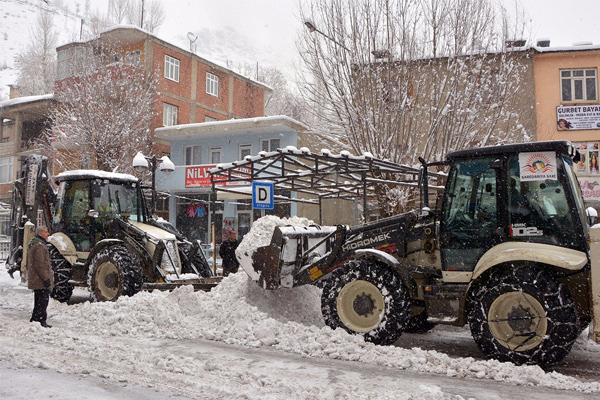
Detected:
[
  {"left": 0, "top": 93, "right": 53, "bottom": 108},
  {"left": 2, "top": 260, "right": 600, "bottom": 398},
  {"left": 56, "top": 169, "right": 138, "bottom": 183}
]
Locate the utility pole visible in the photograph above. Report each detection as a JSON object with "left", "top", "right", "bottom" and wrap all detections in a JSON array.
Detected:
[{"left": 140, "top": 0, "right": 145, "bottom": 29}]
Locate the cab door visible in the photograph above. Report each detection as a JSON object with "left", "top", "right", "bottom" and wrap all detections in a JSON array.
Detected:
[
  {"left": 58, "top": 180, "right": 94, "bottom": 252},
  {"left": 440, "top": 157, "right": 501, "bottom": 272}
]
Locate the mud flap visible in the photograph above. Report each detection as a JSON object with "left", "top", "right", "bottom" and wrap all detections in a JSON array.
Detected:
[{"left": 590, "top": 227, "right": 600, "bottom": 343}]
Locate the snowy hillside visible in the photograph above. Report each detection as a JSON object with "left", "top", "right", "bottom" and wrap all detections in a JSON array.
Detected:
[
  {"left": 0, "top": 0, "right": 285, "bottom": 102},
  {"left": 0, "top": 0, "right": 82, "bottom": 100}
]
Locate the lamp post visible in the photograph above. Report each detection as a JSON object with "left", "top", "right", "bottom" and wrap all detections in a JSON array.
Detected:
[
  {"left": 304, "top": 20, "right": 350, "bottom": 52},
  {"left": 133, "top": 152, "right": 175, "bottom": 216}
]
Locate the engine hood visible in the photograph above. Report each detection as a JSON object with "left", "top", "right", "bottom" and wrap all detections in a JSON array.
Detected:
[{"left": 129, "top": 220, "right": 177, "bottom": 241}]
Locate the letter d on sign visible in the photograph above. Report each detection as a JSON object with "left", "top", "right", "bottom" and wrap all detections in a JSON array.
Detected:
[
  {"left": 259, "top": 187, "right": 267, "bottom": 201},
  {"left": 252, "top": 181, "right": 274, "bottom": 210}
]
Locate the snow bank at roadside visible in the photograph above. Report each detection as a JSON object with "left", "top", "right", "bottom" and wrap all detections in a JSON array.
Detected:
[{"left": 2, "top": 269, "right": 600, "bottom": 395}]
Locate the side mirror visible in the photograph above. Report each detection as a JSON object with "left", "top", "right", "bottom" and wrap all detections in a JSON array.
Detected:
[{"left": 586, "top": 207, "right": 598, "bottom": 226}]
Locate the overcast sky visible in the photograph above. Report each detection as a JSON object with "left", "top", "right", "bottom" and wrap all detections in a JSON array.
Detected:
[{"left": 77, "top": 0, "right": 600, "bottom": 77}]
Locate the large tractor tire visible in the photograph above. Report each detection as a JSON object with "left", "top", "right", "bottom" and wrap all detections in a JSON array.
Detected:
[
  {"left": 403, "top": 302, "right": 437, "bottom": 334},
  {"left": 321, "top": 258, "right": 411, "bottom": 345},
  {"left": 467, "top": 265, "right": 580, "bottom": 368},
  {"left": 48, "top": 244, "right": 73, "bottom": 303},
  {"left": 88, "top": 246, "right": 144, "bottom": 302},
  {"left": 190, "top": 252, "right": 214, "bottom": 278}
]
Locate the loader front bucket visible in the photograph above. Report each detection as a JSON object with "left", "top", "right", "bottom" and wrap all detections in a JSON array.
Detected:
[{"left": 237, "top": 227, "right": 285, "bottom": 290}]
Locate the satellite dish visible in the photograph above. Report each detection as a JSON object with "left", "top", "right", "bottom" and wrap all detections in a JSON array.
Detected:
[{"left": 187, "top": 32, "right": 197, "bottom": 42}]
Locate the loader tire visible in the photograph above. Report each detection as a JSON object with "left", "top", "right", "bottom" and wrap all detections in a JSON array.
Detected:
[
  {"left": 190, "top": 253, "right": 214, "bottom": 278},
  {"left": 88, "top": 246, "right": 143, "bottom": 302},
  {"left": 467, "top": 265, "right": 579, "bottom": 368},
  {"left": 321, "top": 259, "right": 411, "bottom": 345},
  {"left": 48, "top": 244, "right": 73, "bottom": 303},
  {"left": 403, "top": 304, "right": 436, "bottom": 334}
]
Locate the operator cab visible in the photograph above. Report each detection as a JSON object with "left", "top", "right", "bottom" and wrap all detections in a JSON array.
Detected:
[
  {"left": 52, "top": 171, "right": 145, "bottom": 252},
  {"left": 439, "top": 141, "right": 588, "bottom": 272}
]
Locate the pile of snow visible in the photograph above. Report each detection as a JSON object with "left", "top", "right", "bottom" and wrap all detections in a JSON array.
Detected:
[
  {"left": 236, "top": 215, "right": 315, "bottom": 280},
  {"left": 2, "top": 269, "right": 600, "bottom": 395}
]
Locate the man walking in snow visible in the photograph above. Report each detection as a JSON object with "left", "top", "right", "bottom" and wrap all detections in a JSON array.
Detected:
[
  {"left": 219, "top": 230, "right": 240, "bottom": 277},
  {"left": 27, "top": 225, "right": 53, "bottom": 328}
]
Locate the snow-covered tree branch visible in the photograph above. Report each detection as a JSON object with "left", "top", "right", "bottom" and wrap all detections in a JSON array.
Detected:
[
  {"left": 298, "top": 0, "right": 534, "bottom": 164},
  {"left": 48, "top": 50, "right": 158, "bottom": 173}
]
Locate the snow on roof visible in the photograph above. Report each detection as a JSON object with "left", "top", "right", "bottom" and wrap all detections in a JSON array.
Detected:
[
  {"left": 55, "top": 169, "right": 138, "bottom": 182},
  {"left": 533, "top": 42, "right": 600, "bottom": 53},
  {"left": 155, "top": 115, "right": 308, "bottom": 140},
  {"left": 0, "top": 93, "right": 53, "bottom": 109}
]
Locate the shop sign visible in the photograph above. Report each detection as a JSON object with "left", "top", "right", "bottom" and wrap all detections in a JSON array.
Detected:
[
  {"left": 557, "top": 106, "right": 600, "bottom": 131},
  {"left": 185, "top": 165, "right": 251, "bottom": 188},
  {"left": 579, "top": 177, "right": 600, "bottom": 202},
  {"left": 185, "top": 165, "right": 215, "bottom": 187}
]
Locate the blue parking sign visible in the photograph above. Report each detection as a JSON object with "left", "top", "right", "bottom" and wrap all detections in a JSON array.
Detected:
[{"left": 252, "top": 182, "right": 274, "bottom": 209}]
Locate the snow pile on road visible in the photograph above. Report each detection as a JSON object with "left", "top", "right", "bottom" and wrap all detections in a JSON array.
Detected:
[
  {"left": 2, "top": 270, "right": 600, "bottom": 395},
  {"left": 236, "top": 215, "right": 315, "bottom": 279}
]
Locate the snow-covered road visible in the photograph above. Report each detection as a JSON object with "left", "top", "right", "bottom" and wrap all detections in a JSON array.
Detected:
[{"left": 2, "top": 268, "right": 600, "bottom": 399}]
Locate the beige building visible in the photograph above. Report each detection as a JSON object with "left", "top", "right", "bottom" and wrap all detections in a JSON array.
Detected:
[{"left": 533, "top": 44, "right": 600, "bottom": 206}]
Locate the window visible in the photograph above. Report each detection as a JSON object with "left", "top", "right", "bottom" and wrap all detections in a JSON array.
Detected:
[
  {"left": 206, "top": 73, "right": 219, "bottom": 96},
  {"left": 0, "top": 157, "right": 13, "bottom": 183},
  {"left": 185, "top": 145, "right": 202, "bottom": 165},
  {"left": 109, "top": 53, "right": 122, "bottom": 63},
  {"left": 163, "top": 103, "right": 178, "bottom": 126},
  {"left": 125, "top": 50, "right": 141, "bottom": 66},
  {"left": 239, "top": 144, "right": 252, "bottom": 159},
  {"left": 57, "top": 48, "right": 73, "bottom": 80},
  {"left": 261, "top": 138, "right": 281, "bottom": 152},
  {"left": 441, "top": 157, "right": 498, "bottom": 271},
  {"left": 561, "top": 68, "right": 597, "bottom": 102},
  {"left": 165, "top": 55, "right": 180, "bottom": 82},
  {"left": 210, "top": 147, "right": 222, "bottom": 164}
]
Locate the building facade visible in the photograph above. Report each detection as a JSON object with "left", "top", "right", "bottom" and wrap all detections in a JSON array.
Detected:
[
  {"left": 533, "top": 44, "right": 600, "bottom": 207},
  {"left": 55, "top": 25, "right": 271, "bottom": 157},
  {"left": 154, "top": 116, "right": 307, "bottom": 244}
]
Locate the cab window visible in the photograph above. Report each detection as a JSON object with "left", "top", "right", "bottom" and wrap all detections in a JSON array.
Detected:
[{"left": 508, "top": 154, "right": 577, "bottom": 247}]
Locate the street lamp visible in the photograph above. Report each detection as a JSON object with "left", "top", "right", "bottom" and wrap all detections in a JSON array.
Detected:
[
  {"left": 133, "top": 152, "right": 175, "bottom": 216},
  {"left": 304, "top": 20, "right": 350, "bottom": 52}
]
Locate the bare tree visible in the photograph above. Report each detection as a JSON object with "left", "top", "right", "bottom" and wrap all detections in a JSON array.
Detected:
[
  {"left": 298, "top": 0, "right": 533, "bottom": 163},
  {"left": 48, "top": 51, "right": 158, "bottom": 172},
  {"left": 108, "top": 0, "right": 129, "bottom": 24},
  {"left": 123, "top": 0, "right": 165, "bottom": 33},
  {"left": 236, "top": 63, "right": 309, "bottom": 121},
  {"left": 15, "top": 10, "right": 58, "bottom": 96},
  {"left": 297, "top": 0, "right": 534, "bottom": 215}
]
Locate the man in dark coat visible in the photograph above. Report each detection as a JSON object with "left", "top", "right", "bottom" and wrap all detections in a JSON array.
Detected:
[
  {"left": 27, "top": 226, "right": 53, "bottom": 328},
  {"left": 219, "top": 230, "right": 240, "bottom": 277}
]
